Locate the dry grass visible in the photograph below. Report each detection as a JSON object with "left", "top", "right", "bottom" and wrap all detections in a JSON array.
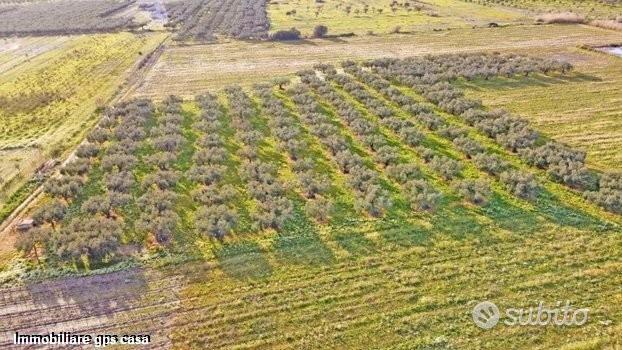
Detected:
[
  {"left": 536, "top": 12, "right": 585, "bottom": 24},
  {"left": 591, "top": 19, "right": 622, "bottom": 31},
  {"left": 134, "top": 25, "right": 622, "bottom": 98}
]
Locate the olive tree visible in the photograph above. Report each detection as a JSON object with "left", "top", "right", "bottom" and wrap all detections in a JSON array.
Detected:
[
  {"left": 52, "top": 218, "right": 122, "bottom": 263},
  {"left": 32, "top": 199, "right": 67, "bottom": 229},
  {"left": 453, "top": 179, "right": 491, "bottom": 206},
  {"left": 195, "top": 205, "right": 238, "bottom": 239},
  {"left": 500, "top": 170, "right": 539, "bottom": 200},
  {"left": 15, "top": 226, "right": 51, "bottom": 263}
]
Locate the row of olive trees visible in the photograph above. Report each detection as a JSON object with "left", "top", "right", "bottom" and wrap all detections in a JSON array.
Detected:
[
  {"left": 312, "top": 65, "right": 456, "bottom": 209},
  {"left": 289, "top": 79, "right": 392, "bottom": 217},
  {"left": 192, "top": 94, "right": 239, "bottom": 239},
  {"left": 341, "top": 62, "right": 536, "bottom": 204},
  {"left": 254, "top": 83, "right": 334, "bottom": 222},
  {"left": 225, "top": 86, "right": 294, "bottom": 230},
  {"left": 366, "top": 55, "right": 590, "bottom": 202},
  {"left": 167, "top": 0, "right": 270, "bottom": 41},
  {"left": 133, "top": 96, "right": 186, "bottom": 245},
  {"left": 18, "top": 100, "right": 155, "bottom": 265},
  {"left": 371, "top": 54, "right": 621, "bottom": 212}
]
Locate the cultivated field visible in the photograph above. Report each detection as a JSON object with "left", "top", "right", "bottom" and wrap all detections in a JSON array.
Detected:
[
  {"left": 0, "top": 32, "right": 166, "bottom": 225},
  {"left": 0, "top": 0, "right": 142, "bottom": 36},
  {"left": 1, "top": 0, "right": 621, "bottom": 348},
  {"left": 165, "top": 0, "right": 269, "bottom": 41},
  {"left": 462, "top": 48, "right": 622, "bottom": 171},
  {"left": 464, "top": 0, "right": 622, "bottom": 18},
  {"left": 268, "top": 0, "right": 529, "bottom": 36},
  {"left": 4, "top": 50, "right": 622, "bottom": 349},
  {"left": 134, "top": 24, "right": 620, "bottom": 96}
]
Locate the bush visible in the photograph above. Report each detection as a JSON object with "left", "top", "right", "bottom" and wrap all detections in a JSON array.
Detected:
[
  {"left": 305, "top": 197, "right": 334, "bottom": 223},
  {"left": 136, "top": 210, "right": 178, "bottom": 245},
  {"left": 60, "top": 159, "right": 90, "bottom": 176},
  {"left": 473, "top": 153, "right": 509, "bottom": 176},
  {"left": 404, "top": 179, "right": 441, "bottom": 211},
  {"left": 522, "top": 142, "right": 585, "bottom": 169},
  {"left": 500, "top": 170, "right": 539, "bottom": 200},
  {"left": 374, "top": 145, "right": 400, "bottom": 167},
  {"left": 399, "top": 127, "right": 424, "bottom": 147},
  {"left": 270, "top": 27, "right": 301, "bottom": 41},
  {"left": 75, "top": 143, "right": 100, "bottom": 158},
  {"left": 438, "top": 126, "right": 467, "bottom": 140},
  {"left": 143, "top": 170, "right": 182, "bottom": 190},
  {"left": 101, "top": 154, "right": 137, "bottom": 172},
  {"left": 548, "top": 161, "right": 598, "bottom": 191},
  {"left": 146, "top": 152, "right": 177, "bottom": 170},
  {"left": 137, "top": 189, "right": 177, "bottom": 214},
  {"left": 387, "top": 163, "right": 421, "bottom": 183},
  {"left": 536, "top": 12, "right": 585, "bottom": 24},
  {"left": 453, "top": 179, "right": 491, "bottom": 206},
  {"left": 429, "top": 155, "right": 463, "bottom": 180},
  {"left": 32, "top": 199, "right": 67, "bottom": 228},
  {"left": 255, "top": 197, "right": 294, "bottom": 230},
  {"left": 193, "top": 184, "right": 238, "bottom": 206},
  {"left": 52, "top": 217, "right": 122, "bottom": 263},
  {"left": 45, "top": 176, "right": 84, "bottom": 200},
  {"left": 15, "top": 226, "right": 51, "bottom": 262},
  {"left": 188, "top": 165, "right": 226, "bottom": 186},
  {"left": 453, "top": 136, "right": 484, "bottom": 158},
  {"left": 196, "top": 205, "right": 238, "bottom": 239},
  {"left": 299, "top": 171, "right": 331, "bottom": 198},
  {"left": 105, "top": 171, "right": 134, "bottom": 193},
  {"left": 335, "top": 151, "right": 363, "bottom": 174},
  {"left": 584, "top": 172, "right": 622, "bottom": 214},
  {"left": 86, "top": 127, "right": 110, "bottom": 144},
  {"left": 313, "top": 24, "right": 328, "bottom": 38},
  {"left": 355, "top": 185, "right": 392, "bottom": 217}
]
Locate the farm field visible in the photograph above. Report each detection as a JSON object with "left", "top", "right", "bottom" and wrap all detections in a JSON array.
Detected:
[
  {"left": 0, "top": 0, "right": 621, "bottom": 348},
  {"left": 3, "top": 52, "right": 622, "bottom": 349},
  {"left": 462, "top": 48, "right": 622, "bottom": 171},
  {"left": 0, "top": 0, "right": 142, "bottom": 36},
  {"left": 164, "top": 0, "right": 269, "bottom": 41},
  {"left": 0, "top": 36, "right": 72, "bottom": 74},
  {"left": 134, "top": 24, "right": 621, "bottom": 97},
  {"left": 268, "top": 0, "right": 530, "bottom": 36},
  {"left": 1, "top": 225, "right": 620, "bottom": 349},
  {"left": 0, "top": 32, "right": 166, "bottom": 224},
  {"left": 463, "top": 0, "right": 622, "bottom": 18}
]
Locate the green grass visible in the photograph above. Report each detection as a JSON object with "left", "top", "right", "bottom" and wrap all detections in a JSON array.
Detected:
[
  {"left": 170, "top": 224, "right": 622, "bottom": 349},
  {"left": 268, "top": 0, "right": 528, "bottom": 36},
  {"left": 0, "top": 32, "right": 166, "bottom": 216},
  {"left": 463, "top": 0, "right": 622, "bottom": 18},
  {"left": 460, "top": 47, "right": 622, "bottom": 171}
]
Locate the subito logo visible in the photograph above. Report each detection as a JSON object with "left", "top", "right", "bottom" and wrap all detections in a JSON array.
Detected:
[{"left": 472, "top": 301, "right": 500, "bottom": 329}]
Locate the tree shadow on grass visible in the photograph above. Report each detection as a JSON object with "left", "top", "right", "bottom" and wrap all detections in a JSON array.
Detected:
[
  {"left": 458, "top": 72, "right": 601, "bottom": 92},
  {"left": 20, "top": 268, "right": 150, "bottom": 331},
  {"left": 533, "top": 190, "right": 615, "bottom": 232},
  {"left": 334, "top": 231, "right": 377, "bottom": 257},
  {"left": 482, "top": 194, "right": 540, "bottom": 234},
  {"left": 377, "top": 223, "right": 430, "bottom": 247},
  {"left": 215, "top": 242, "right": 273, "bottom": 280},
  {"left": 430, "top": 203, "right": 488, "bottom": 240},
  {"left": 273, "top": 202, "right": 335, "bottom": 266}
]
